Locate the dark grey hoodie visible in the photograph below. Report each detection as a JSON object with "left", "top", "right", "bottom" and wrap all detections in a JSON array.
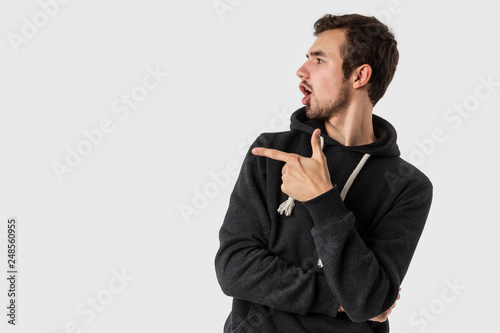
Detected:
[{"left": 215, "top": 107, "right": 433, "bottom": 332}]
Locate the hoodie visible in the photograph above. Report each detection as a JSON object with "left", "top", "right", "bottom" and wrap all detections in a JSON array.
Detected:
[{"left": 215, "top": 107, "right": 433, "bottom": 333}]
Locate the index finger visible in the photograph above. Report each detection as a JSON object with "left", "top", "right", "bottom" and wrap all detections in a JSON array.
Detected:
[{"left": 252, "top": 147, "right": 295, "bottom": 162}]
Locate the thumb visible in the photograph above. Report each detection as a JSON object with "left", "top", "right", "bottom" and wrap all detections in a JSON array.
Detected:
[{"left": 310, "top": 128, "right": 324, "bottom": 160}]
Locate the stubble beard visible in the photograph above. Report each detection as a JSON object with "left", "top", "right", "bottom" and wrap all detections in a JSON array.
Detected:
[{"left": 306, "top": 83, "right": 350, "bottom": 121}]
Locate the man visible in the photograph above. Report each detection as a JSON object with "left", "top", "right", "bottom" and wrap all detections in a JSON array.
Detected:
[{"left": 215, "top": 13, "right": 432, "bottom": 332}]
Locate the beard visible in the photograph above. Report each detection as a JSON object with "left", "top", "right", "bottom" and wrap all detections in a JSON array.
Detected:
[{"left": 306, "top": 82, "right": 350, "bottom": 121}]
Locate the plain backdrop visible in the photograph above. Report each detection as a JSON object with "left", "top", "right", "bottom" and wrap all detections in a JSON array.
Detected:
[{"left": 0, "top": 0, "right": 498, "bottom": 332}]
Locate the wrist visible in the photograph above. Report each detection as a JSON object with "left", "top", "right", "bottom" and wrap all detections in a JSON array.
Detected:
[
  {"left": 303, "top": 185, "right": 350, "bottom": 227},
  {"left": 308, "top": 183, "right": 334, "bottom": 202}
]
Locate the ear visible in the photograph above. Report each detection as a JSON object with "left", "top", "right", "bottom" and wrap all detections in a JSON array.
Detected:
[{"left": 352, "top": 64, "right": 372, "bottom": 89}]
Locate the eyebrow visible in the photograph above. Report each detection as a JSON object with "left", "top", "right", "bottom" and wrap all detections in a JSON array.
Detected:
[{"left": 306, "top": 50, "right": 328, "bottom": 58}]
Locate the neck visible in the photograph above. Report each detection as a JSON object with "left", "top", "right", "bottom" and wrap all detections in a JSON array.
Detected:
[{"left": 323, "top": 99, "right": 376, "bottom": 147}]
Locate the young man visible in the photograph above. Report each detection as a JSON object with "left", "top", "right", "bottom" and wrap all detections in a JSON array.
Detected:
[{"left": 215, "top": 14, "right": 432, "bottom": 332}]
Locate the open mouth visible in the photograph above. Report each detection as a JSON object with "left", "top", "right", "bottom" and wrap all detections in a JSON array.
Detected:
[{"left": 299, "top": 83, "right": 312, "bottom": 105}]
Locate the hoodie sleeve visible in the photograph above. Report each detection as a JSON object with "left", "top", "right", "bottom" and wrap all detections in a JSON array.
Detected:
[
  {"left": 303, "top": 179, "right": 433, "bottom": 322},
  {"left": 215, "top": 136, "right": 340, "bottom": 318}
]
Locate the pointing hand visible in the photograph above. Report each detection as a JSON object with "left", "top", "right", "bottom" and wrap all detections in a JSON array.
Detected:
[{"left": 252, "top": 128, "right": 333, "bottom": 202}]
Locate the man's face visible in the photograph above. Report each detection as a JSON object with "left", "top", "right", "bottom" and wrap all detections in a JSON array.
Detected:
[{"left": 296, "top": 29, "right": 350, "bottom": 120}]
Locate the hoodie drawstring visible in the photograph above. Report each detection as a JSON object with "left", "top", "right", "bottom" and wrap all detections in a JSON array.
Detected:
[
  {"left": 340, "top": 153, "right": 371, "bottom": 201},
  {"left": 277, "top": 136, "right": 371, "bottom": 216}
]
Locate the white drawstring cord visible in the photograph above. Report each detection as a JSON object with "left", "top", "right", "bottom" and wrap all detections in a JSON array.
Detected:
[
  {"left": 277, "top": 135, "right": 370, "bottom": 217},
  {"left": 316, "top": 152, "right": 371, "bottom": 269},
  {"left": 274, "top": 135, "right": 371, "bottom": 270},
  {"left": 277, "top": 136, "right": 325, "bottom": 216}
]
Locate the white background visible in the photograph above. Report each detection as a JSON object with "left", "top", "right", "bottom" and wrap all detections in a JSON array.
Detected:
[{"left": 0, "top": 0, "right": 498, "bottom": 332}]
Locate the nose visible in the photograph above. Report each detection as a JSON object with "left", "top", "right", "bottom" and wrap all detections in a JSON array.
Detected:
[{"left": 296, "top": 61, "right": 309, "bottom": 80}]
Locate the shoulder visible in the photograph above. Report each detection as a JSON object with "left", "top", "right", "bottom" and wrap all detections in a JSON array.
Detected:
[
  {"left": 253, "top": 130, "right": 309, "bottom": 154},
  {"left": 381, "top": 156, "right": 433, "bottom": 203},
  {"left": 254, "top": 130, "right": 299, "bottom": 145}
]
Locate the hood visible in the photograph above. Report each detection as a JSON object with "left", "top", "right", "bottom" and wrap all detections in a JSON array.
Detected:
[{"left": 290, "top": 107, "right": 400, "bottom": 157}]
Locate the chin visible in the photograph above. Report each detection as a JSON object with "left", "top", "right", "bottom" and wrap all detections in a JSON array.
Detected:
[
  {"left": 305, "top": 104, "right": 323, "bottom": 120},
  {"left": 305, "top": 104, "right": 314, "bottom": 118}
]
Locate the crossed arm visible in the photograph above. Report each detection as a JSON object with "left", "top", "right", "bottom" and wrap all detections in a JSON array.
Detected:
[
  {"left": 252, "top": 128, "right": 400, "bottom": 322},
  {"left": 339, "top": 289, "right": 400, "bottom": 322},
  {"left": 216, "top": 129, "right": 431, "bottom": 322}
]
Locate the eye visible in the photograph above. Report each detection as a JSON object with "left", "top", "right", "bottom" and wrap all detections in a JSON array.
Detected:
[{"left": 316, "top": 58, "right": 324, "bottom": 64}]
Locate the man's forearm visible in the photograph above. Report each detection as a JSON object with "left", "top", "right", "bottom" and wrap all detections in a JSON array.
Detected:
[
  {"left": 215, "top": 239, "right": 340, "bottom": 318},
  {"left": 304, "top": 182, "right": 431, "bottom": 322}
]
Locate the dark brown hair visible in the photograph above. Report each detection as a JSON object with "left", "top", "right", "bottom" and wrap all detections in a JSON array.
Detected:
[{"left": 314, "top": 14, "right": 399, "bottom": 106}]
